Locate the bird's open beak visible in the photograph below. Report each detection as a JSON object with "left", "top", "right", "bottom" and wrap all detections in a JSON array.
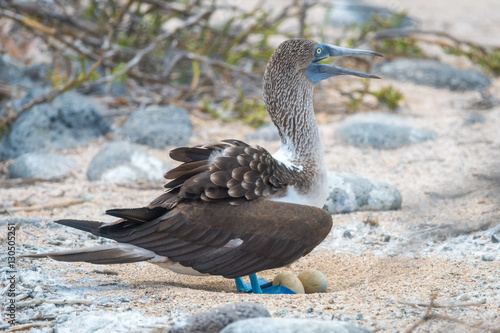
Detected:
[
  {"left": 306, "top": 44, "right": 382, "bottom": 84},
  {"left": 323, "top": 44, "right": 383, "bottom": 59}
]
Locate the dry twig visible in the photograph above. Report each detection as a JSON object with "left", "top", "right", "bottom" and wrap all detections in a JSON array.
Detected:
[
  {"left": 15, "top": 298, "right": 93, "bottom": 309},
  {"left": 1, "top": 198, "right": 85, "bottom": 213},
  {"left": 83, "top": 9, "right": 212, "bottom": 88},
  {"left": 7, "top": 322, "right": 54, "bottom": 332},
  {"left": 402, "top": 292, "right": 492, "bottom": 333},
  {"left": 0, "top": 54, "right": 104, "bottom": 128},
  {"left": 0, "top": 177, "right": 66, "bottom": 189}
]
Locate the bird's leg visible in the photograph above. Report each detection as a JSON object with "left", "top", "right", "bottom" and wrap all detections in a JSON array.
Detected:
[
  {"left": 249, "top": 273, "right": 263, "bottom": 294},
  {"left": 234, "top": 277, "right": 247, "bottom": 292}
]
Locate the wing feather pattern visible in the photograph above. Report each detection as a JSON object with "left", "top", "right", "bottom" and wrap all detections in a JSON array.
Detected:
[{"left": 155, "top": 140, "right": 298, "bottom": 209}]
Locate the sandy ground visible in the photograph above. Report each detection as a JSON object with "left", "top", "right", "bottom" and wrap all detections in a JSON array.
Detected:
[{"left": 1, "top": 0, "right": 500, "bottom": 332}]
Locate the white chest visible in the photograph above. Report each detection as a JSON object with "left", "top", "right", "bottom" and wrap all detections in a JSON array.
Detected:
[{"left": 270, "top": 146, "right": 328, "bottom": 208}]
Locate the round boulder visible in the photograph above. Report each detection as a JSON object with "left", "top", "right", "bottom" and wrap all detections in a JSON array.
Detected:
[
  {"left": 87, "top": 141, "right": 170, "bottom": 184},
  {"left": 116, "top": 105, "right": 192, "bottom": 148}
]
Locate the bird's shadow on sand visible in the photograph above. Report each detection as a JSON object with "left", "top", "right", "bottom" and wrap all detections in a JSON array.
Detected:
[
  {"left": 58, "top": 278, "right": 238, "bottom": 294},
  {"left": 129, "top": 279, "right": 236, "bottom": 293}
]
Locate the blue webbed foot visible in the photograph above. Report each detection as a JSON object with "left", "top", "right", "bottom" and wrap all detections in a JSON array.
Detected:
[
  {"left": 249, "top": 273, "right": 263, "bottom": 294},
  {"left": 234, "top": 274, "right": 296, "bottom": 294},
  {"left": 234, "top": 277, "right": 247, "bottom": 292}
]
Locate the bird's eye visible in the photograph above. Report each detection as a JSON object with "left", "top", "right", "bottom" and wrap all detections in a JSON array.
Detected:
[{"left": 316, "top": 48, "right": 322, "bottom": 55}]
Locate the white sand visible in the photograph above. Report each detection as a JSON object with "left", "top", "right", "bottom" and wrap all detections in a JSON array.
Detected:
[{"left": 1, "top": 1, "right": 499, "bottom": 332}]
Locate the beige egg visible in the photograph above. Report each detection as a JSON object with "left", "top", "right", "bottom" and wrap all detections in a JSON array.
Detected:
[
  {"left": 272, "top": 272, "right": 305, "bottom": 294},
  {"left": 297, "top": 269, "right": 327, "bottom": 293}
]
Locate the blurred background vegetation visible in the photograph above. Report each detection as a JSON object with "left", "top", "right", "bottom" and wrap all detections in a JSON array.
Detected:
[{"left": 0, "top": 0, "right": 498, "bottom": 130}]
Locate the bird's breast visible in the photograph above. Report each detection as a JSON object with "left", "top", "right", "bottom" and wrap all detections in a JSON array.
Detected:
[{"left": 268, "top": 179, "right": 328, "bottom": 208}]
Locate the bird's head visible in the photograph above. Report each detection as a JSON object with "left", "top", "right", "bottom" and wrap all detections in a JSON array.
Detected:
[{"left": 266, "top": 38, "right": 382, "bottom": 85}]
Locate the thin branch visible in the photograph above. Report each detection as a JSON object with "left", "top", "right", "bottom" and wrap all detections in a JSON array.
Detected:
[
  {"left": 404, "top": 293, "right": 439, "bottom": 333},
  {"left": 3, "top": 0, "right": 100, "bottom": 35},
  {"left": 0, "top": 8, "right": 100, "bottom": 61},
  {"left": 399, "top": 298, "right": 486, "bottom": 309},
  {"left": 1, "top": 198, "right": 85, "bottom": 214},
  {"left": 134, "top": 0, "right": 190, "bottom": 16},
  {"left": 372, "top": 28, "right": 493, "bottom": 53},
  {"left": 298, "top": 0, "right": 311, "bottom": 38},
  {"left": 7, "top": 322, "right": 53, "bottom": 332},
  {"left": 182, "top": 51, "right": 260, "bottom": 79},
  {"left": 15, "top": 298, "right": 93, "bottom": 309},
  {"left": 403, "top": 292, "right": 492, "bottom": 333},
  {"left": 0, "top": 54, "right": 104, "bottom": 128},
  {"left": 0, "top": 177, "right": 66, "bottom": 189},
  {"left": 104, "top": 0, "right": 134, "bottom": 50},
  {"left": 84, "top": 9, "right": 212, "bottom": 88}
]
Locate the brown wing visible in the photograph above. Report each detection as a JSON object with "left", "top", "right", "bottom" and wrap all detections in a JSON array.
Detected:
[
  {"left": 54, "top": 200, "right": 332, "bottom": 279},
  {"left": 146, "top": 139, "right": 297, "bottom": 210}
]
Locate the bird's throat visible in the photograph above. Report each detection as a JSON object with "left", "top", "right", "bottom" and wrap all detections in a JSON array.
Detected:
[
  {"left": 264, "top": 76, "right": 323, "bottom": 168},
  {"left": 263, "top": 72, "right": 327, "bottom": 204}
]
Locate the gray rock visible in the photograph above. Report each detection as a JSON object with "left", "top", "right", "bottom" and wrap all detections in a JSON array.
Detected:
[
  {"left": 169, "top": 302, "right": 271, "bottom": 333},
  {"left": 21, "top": 63, "right": 51, "bottom": 85},
  {"left": 0, "top": 55, "right": 23, "bottom": 82},
  {"left": 335, "top": 113, "right": 437, "bottom": 149},
  {"left": 71, "top": 61, "right": 128, "bottom": 96},
  {"left": 116, "top": 105, "right": 192, "bottom": 148},
  {"left": 245, "top": 123, "right": 280, "bottom": 141},
  {"left": 87, "top": 141, "right": 170, "bottom": 183},
  {"left": 0, "top": 90, "right": 110, "bottom": 161},
  {"left": 221, "top": 318, "right": 371, "bottom": 333},
  {"left": 481, "top": 255, "right": 495, "bottom": 262},
  {"left": 374, "top": 59, "right": 491, "bottom": 91},
  {"left": 323, "top": 172, "right": 402, "bottom": 214},
  {"left": 9, "top": 153, "right": 77, "bottom": 179},
  {"left": 329, "top": 2, "right": 415, "bottom": 28},
  {"left": 464, "top": 113, "right": 485, "bottom": 125},
  {"left": 78, "top": 81, "right": 127, "bottom": 97}
]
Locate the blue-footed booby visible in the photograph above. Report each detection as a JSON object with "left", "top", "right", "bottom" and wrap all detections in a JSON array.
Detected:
[{"left": 25, "top": 39, "right": 381, "bottom": 294}]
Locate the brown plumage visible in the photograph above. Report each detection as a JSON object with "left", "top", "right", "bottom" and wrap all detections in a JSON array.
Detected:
[
  {"left": 29, "top": 200, "right": 332, "bottom": 279},
  {"left": 152, "top": 139, "right": 299, "bottom": 207},
  {"left": 25, "top": 38, "right": 382, "bottom": 289}
]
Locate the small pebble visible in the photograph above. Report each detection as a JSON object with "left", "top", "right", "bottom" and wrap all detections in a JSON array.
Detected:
[
  {"left": 343, "top": 230, "right": 353, "bottom": 239},
  {"left": 382, "top": 235, "right": 391, "bottom": 242},
  {"left": 482, "top": 255, "right": 495, "bottom": 261},
  {"left": 491, "top": 235, "right": 499, "bottom": 243},
  {"left": 458, "top": 294, "right": 471, "bottom": 301},
  {"left": 464, "top": 113, "right": 485, "bottom": 125},
  {"left": 356, "top": 313, "right": 364, "bottom": 320}
]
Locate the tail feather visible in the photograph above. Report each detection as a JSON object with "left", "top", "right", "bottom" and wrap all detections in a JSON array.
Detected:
[
  {"left": 23, "top": 244, "right": 155, "bottom": 264},
  {"left": 105, "top": 207, "right": 166, "bottom": 223},
  {"left": 55, "top": 219, "right": 104, "bottom": 235}
]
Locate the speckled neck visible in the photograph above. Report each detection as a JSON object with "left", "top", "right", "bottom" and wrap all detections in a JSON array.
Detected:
[{"left": 263, "top": 60, "right": 326, "bottom": 191}]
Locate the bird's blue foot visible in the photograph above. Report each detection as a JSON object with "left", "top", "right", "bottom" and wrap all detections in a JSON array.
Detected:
[
  {"left": 249, "top": 273, "right": 263, "bottom": 294},
  {"left": 234, "top": 277, "right": 247, "bottom": 292},
  {"left": 234, "top": 274, "right": 295, "bottom": 294}
]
